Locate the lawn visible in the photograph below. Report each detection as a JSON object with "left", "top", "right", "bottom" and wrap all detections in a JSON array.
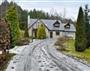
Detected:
[
  {"left": 64, "top": 39, "right": 90, "bottom": 63},
  {"left": 55, "top": 37, "right": 90, "bottom": 64}
]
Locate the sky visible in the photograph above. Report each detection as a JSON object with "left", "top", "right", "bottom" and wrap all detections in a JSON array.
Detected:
[{"left": 0, "top": 0, "right": 90, "bottom": 21}]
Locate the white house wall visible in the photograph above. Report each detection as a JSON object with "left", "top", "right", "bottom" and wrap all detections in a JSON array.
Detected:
[
  {"left": 63, "top": 32, "right": 75, "bottom": 39},
  {"left": 53, "top": 31, "right": 57, "bottom": 38},
  {"left": 45, "top": 28, "right": 50, "bottom": 38},
  {"left": 28, "top": 20, "right": 50, "bottom": 38},
  {"left": 52, "top": 31, "right": 63, "bottom": 38},
  {"left": 29, "top": 27, "right": 75, "bottom": 39},
  {"left": 60, "top": 32, "right": 64, "bottom": 37},
  {"left": 28, "top": 27, "right": 32, "bottom": 37}
]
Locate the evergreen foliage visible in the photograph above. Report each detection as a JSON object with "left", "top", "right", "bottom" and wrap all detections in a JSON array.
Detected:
[
  {"left": 75, "top": 7, "right": 87, "bottom": 52},
  {"left": 0, "top": 0, "right": 9, "bottom": 18},
  {"left": 19, "top": 10, "right": 28, "bottom": 30},
  {"left": 0, "top": 1, "right": 28, "bottom": 30},
  {"left": 0, "top": 0, "right": 73, "bottom": 31},
  {"left": 6, "top": 5, "right": 20, "bottom": 47},
  {"left": 85, "top": 5, "right": 90, "bottom": 48},
  {"left": 37, "top": 24, "right": 46, "bottom": 39},
  {"left": 24, "top": 28, "right": 29, "bottom": 38},
  {"left": 29, "top": 9, "right": 62, "bottom": 20}
]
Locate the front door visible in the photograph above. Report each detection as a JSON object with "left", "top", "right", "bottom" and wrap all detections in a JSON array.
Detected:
[
  {"left": 32, "top": 29, "right": 37, "bottom": 38},
  {"left": 50, "top": 31, "right": 53, "bottom": 38}
]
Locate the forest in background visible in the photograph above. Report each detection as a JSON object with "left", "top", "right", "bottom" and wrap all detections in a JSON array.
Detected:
[{"left": 0, "top": 0, "right": 74, "bottom": 31}]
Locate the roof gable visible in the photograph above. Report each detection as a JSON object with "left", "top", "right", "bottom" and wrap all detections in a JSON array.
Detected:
[
  {"left": 28, "top": 19, "right": 38, "bottom": 29},
  {"left": 53, "top": 20, "right": 60, "bottom": 27},
  {"left": 64, "top": 23, "right": 70, "bottom": 29}
]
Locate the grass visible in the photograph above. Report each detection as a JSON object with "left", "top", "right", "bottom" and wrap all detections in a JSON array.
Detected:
[
  {"left": 56, "top": 37, "right": 90, "bottom": 64},
  {"left": 0, "top": 53, "right": 15, "bottom": 71}
]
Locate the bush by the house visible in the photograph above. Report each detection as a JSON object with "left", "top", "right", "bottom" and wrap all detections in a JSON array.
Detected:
[
  {"left": 16, "top": 38, "right": 30, "bottom": 46},
  {"left": 37, "top": 24, "right": 46, "bottom": 39},
  {"left": 24, "top": 28, "right": 29, "bottom": 38},
  {"left": 55, "top": 37, "right": 70, "bottom": 51}
]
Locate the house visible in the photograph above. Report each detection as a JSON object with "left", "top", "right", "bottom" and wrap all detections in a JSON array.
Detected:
[{"left": 28, "top": 16, "right": 76, "bottom": 39}]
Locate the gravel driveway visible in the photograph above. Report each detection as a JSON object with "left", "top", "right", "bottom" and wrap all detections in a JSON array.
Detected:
[{"left": 6, "top": 39, "right": 90, "bottom": 71}]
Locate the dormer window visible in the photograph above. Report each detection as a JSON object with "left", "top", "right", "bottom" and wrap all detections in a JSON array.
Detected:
[
  {"left": 53, "top": 21, "right": 60, "bottom": 27},
  {"left": 64, "top": 23, "right": 70, "bottom": 29}
]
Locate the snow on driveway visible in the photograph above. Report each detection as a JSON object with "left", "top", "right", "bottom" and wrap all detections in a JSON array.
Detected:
[
  {"left": 6, "top": 39, "right": 90, "bottom": 71},
  {"left": 6, "top": 40, "right": 43, "bottom": 71},
  {"left": 47, "top": 43, "right": 90, "bottom": 71},
  {"left": 9, "top": 45, "right": 27, "bottom": 54}
]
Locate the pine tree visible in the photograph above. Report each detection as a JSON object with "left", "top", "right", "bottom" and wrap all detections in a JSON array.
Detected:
[
  {"left": 85, "top": 5, "right": 90, "bottom": 48},
  {"left": 6, "top": 5, "right": 20, "bottom": 47},
  {"left": 37, "top": 24, "right": 46, "bottom": 39},
  {"left": 75, "top": 7, "right": 87, "bottom": 52},
  {"left": 0, "top": 0, "right": 9, "bottom": 18}
]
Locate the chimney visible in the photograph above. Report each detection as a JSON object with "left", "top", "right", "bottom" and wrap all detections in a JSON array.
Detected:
[{"left": 28, "top": 15, "right": 30, "bottom": 28}]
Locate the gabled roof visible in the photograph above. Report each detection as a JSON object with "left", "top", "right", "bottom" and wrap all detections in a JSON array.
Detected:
[
  {"left": 41, "top": 19, "right": 64, "bottom": 31},
  {"left": 28, "top": 19, "right": 38, "bottom": 28},
  {"left": 28, "top": 19, "right": 76, "bottom": 32}
]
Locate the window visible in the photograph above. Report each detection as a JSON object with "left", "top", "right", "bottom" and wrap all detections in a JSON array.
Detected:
[
  {"left": 53, "top": 21, "right": 60, "bottom": 27},
  {"left": 56, "top": 31, "right": 59, "bottom": 35},
  {"left": 64, "top": 23, "right": 70, "bottom": 29}
]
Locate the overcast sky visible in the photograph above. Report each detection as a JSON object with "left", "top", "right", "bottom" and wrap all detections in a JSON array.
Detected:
[{"left": 0, "top": 0, "right": 90, "bottom": 21}]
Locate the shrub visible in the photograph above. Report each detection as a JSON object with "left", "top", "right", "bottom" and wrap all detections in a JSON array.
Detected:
[
  {"left": 37, "top": 24, "right": 46, "bottom": 39},
  {"left": 16, "top": 38, "right": 30, "bottom": 46}
]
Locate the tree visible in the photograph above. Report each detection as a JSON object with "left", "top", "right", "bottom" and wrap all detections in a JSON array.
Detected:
[
  {"left": 24, "top": 28, "right": 29, "bottom": 38},
  {"left": 0, "top": 0, "right": 9, "bottom": 19},
  {"left": 28, "top": 9, "right": 63, "bottom": 20},
  {"left": 75, "top": 7, "right": 87, "bottom": 52},
  {"left": 0, "top": 19, "right": 10, "bottom": 53},
  {"left": 19, "top": 10, "right": 28, "bottom": 30},
  {"left": 24, "top": 18, "right": 29, "bottom": 38},
  {"left": 0, "top": 1, "right": 28, "bottom": 30},
  {"left": 6, "top": 4, "right": 20, "bottom": 47},
  {"left": 85, "top": 5, "right": 90, "bottom": 48},
  {"left": 9, "top": 2, "right": 28, "bottom": 30},
  {"left": 37, "top": 24, "right": 46, "bottom": 39}
]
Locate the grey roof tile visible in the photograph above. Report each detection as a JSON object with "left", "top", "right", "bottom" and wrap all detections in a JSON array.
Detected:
[
  {"left": 28, "top": 19, "right": 37, "bottom": 28},
  {"left": 29, "top": 19, "right": 76, "bottom": 32}
]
